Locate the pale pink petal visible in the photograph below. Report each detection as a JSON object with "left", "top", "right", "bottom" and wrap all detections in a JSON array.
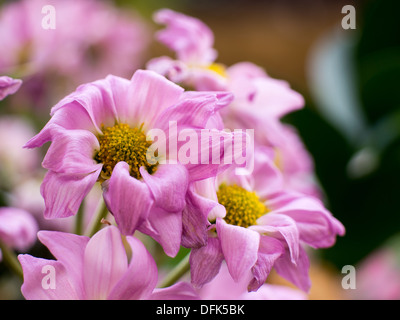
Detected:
[
  {"left": 216, "top": 219, "right": 260, "bottom": 282},
  {"left": 41, "top": 168, "right": 102, "bottom": 219},
  {"left": 121, "top": 69, "right": 184, "bottom": 128},
  {"left": 83, "top": 226, "right": 128, "bottom": 300},
  {"left": 150, "top": 282, "right": 199, "bottom": 300},
  {"left": 154, "top": 9, "right": 217, "bottom": 64},
  {"left": 37, "top": 231, "right": 89, "bottom": 300},
  {"left": 108, "top": 235, "right": 158, "bottom": 300},
  {"left": 102, "top": 162, "right": 153, "bottom": 235},
  {"left": 19, "top": 255, "right": 78, "bottom": 300}
]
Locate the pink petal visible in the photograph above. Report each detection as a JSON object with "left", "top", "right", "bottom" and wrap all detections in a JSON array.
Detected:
[
  {"left": 216, "top": 219, "right": 260, "bottom": 282},
  {"left": 274, "top": 245, "right": 311, "bottom": 293},
  {"left": 37, "top": 231, "right": 89, "bottom": 300},
  {"left": 42, "top": 127, "right": 100, "bottom": 174},
  {"left": 140, "top": 163, "right": 188, "bottom": 213},
  {"left": 0, "top": 76, "right": 22, "bottom": 100},
  {"left": 102, "top": 162, "right": 153, "bottom": 235},
  {"left": 190, "top": 236, "right": 224, "bottom": 288},
  {"left": 150, "top": 282, "right": 199, "bottom": 300},
  {"left": 252, "top": 212, "right": 300, "bottom": 264},
  {"left": 248, "top": 236, "right": 284, "bottom": 292},
  {"left": 83, "top": 226, "right": 128, "bottom": 300},
  {"left": 41, "top": 168, "right": 102, "bottom": 219},
  {"left": 138, "top": 205, "right": 182, "bottom": 258},
  {"left": 121, "top": 69, "right": 184, "bottom": 128},
  {"left": 19, "top": 255, "right": 78, "bottom": 300},
  {"left": 108, "top": 236, "right": 158, "bottom": 300},
  {"left": 154, "top": 9, "right": 217, "bottom": 64}
]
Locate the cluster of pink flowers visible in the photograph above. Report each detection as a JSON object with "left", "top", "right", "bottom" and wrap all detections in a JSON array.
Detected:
[{"left": 0, "top": 6, "right": 345, "bottom": 300}]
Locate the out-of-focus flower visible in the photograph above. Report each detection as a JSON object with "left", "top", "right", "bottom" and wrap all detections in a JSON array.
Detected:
[
  {"left": 0, "top": 116, "right": 40, "bottom": 188},
  {"left": 0, "top": 0, "right": 150, "bottom": 108},
  {"left": 198, "top": 262, "right": 307, "bottom": 300},
  {"left": 148, "top": 9, "right": 321, "bottom": 199},
  {"left": 0, "top": 207, "right": 38, "bottom": 261},
  {"left": 25, "top": 69, "right": 237, "bottom": 257},
  {"left": 0, "top": 76, "right": 22, "bottom": 100},
  {"left": 352, "top": 247, "right": 400, "bottom": 300},
  {"left": 18, "top": 225, "right": 199, "bottom": 300},
  {"left": 185, "top": 148, "right": 344, "bottom": 292}
]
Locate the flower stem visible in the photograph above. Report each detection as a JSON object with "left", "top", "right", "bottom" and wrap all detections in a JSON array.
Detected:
[
  {"left": 74, "top": 201, "right": 85, "bottom": 235},
  {"left": 0, "top": 241, "right": 23, "bottom": 280},
  {"left": 159, "top": 252, "right": 191, "bottom": 288},
  {"left": 85, "top": 198, "right": 109, "bottom": 238}
]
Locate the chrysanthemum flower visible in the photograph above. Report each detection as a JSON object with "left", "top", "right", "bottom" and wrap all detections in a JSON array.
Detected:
[
  {"left": 25, "top": 69, "right": 235, "bottom": 257},
  {"left": 0, "top": 207, "right": 38, "bottom": 262},
  {"left": 0, "top": 76, "right": 21, "bottom": 100},
  {"left": 18, "top": 225, "right": 199, "bottom": 300},
  {"left": 185, "top": 148, "right": 344, "bottom": 292},
  {"left": 148, "top": 9, "right": 320, "bottom": 198}
]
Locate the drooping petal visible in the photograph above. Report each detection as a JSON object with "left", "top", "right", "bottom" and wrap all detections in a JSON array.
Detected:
[
  {"left": 0, "top": 76, "right": 22, "bottom": 100},
  {"left": 0, "top": 207, "right": 38, "bottom": 252},
  {"left": 138, "top": 205, "right": 182, "bottom": 258},
  {"left": 248, "top": 236, "right": 285, "bottom": 292},
  {"left": 83, "top": 226, "right": 128, "bottom": 300},
  {"left": 37, "top": 231, "right": 89, "bottom": 300},
  {"left": 190, "top": 236, "right": 224, "bottom": 288},
  {"left": 41, "top": 168, "right": 102, "bottom": 219},
  {"left": 19, "top": 255, "right": 78, "bottom": 300},
  {"left": 274, "top": 245, "right": 311, "bottom": 293},
  {"left": 150, "top": 282, "right": 199, "bottom": 300},
  {"left": 120, "top": 69, "right": 184, "bottom": 129},
  {"left": 216, "top": 219, "right": 260, "bottom": 282},
  {"left": 140, "top": 163, "right": 188, "bottom": 213},
  {"left": 252, "top": 212, "right": 300, "bottom": 264},
  {"left": 270, "top": 194, "right": 345, "bottom": 248},
  {"left": 42, "top": 126, "right": 100, "bottom": 174},
  {"left": 102, "top": 162, "right": 153, "bottom": 235},
  {"left": 108, "top": 235, "right": 158, "bottom": 300}
]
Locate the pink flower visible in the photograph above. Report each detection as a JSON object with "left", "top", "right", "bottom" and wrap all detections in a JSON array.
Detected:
[
  {"left": 0, "top": 76, "right": 21, "bottom": 100},
  {"left": 18, "top": 225, "right": 199, "bottom": 300},
  {"left": 198, "top": 262, "right": 307, "bottom": 300},
  {"left": 0, "top": 207, "right": 38, "bottom": 261},
  {"left": 25, "top": 69, "right": 235, "bottom": 257},
  {"left": 185, "top": 148, "right": 344, "bottom": 292},
  {"left": 148, "top": 9, "right": 320, "bottom": 198}
]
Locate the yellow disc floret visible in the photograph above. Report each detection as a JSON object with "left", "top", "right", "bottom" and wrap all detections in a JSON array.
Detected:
[
  {"left": 217, "top": 183, "right": 268, "bottom": 228},
  {"left": 94, "top": 123, "right": 157, "bottom": 180}
]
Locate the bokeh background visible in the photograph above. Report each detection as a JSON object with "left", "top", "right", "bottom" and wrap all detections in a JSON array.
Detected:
[{"left": 1, "top": 0, "right": 399, "bottom": 300}]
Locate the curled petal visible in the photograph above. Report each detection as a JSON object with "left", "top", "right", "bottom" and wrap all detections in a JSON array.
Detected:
[{"left": 0, "top": 76, "right": 22, "bottom": 100}]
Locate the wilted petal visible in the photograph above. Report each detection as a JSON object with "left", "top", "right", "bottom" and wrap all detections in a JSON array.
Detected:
[
  {"left": 190, "top": 236, "right": 224, "bottom": 288},
  {"left": 41, "top": 168, "right": 102, "bottom": 219},
  {"left": 103, "top": 162, "right": 153, "bottom": 235},
  {"left": 216, "top": 219, "right": 260, "bottom": 282}
]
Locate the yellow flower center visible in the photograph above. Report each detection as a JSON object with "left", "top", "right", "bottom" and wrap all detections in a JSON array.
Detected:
[
  {"left": 216, "top": 184, "right": 268, "bottom": 228},
  {"left": 94, "top": 123, "right": 157, "bottom": 180},
  {"left": 207, "top": 63, "right": 227, "bottom": 78}
]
